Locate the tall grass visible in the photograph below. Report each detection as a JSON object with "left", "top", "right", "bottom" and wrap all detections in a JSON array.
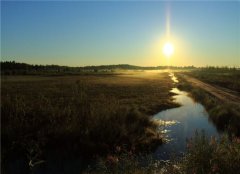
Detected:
[
  {"left": 181, "top": 131, "right": 240, "bottom": 174},
  {"left": 1, "top": 80, "right": 162, "bottom": 173},
  {"left": 82, "top": 131, "right": 240, "bottom": 174}
]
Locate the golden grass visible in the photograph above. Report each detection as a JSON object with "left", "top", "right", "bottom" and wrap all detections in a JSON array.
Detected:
[{"left": 1, "top": 71, "right": 178, "bottom": 173}]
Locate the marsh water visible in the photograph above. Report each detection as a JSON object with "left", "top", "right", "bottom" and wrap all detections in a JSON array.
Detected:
[{"left": 153, "top": 73, "right": 219, "bottom": 160}]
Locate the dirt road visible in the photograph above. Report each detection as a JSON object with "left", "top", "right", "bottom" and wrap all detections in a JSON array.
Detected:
[{"left": 180, "top": 74, "right": 240, "bottom": 104}]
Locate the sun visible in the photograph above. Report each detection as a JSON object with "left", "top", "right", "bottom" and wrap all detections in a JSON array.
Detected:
[{"left": 163, "top": 42, "right": 174, "bottom": 57}]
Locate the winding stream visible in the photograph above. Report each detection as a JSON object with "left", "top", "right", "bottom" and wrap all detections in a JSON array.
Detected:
[{"left": 153, "top": 73, "right": 219, "bottom": 160}]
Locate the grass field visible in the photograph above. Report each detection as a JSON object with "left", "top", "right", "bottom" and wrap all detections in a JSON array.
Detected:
[
  {"left": 2, "top": 69, "right": 240, "bottom": 173},
  {"left": 182, "top": 68, "right": 240, "bottom": 94},
  {"left": 1, "top": 71, "right": 179, "bottom": 173}
]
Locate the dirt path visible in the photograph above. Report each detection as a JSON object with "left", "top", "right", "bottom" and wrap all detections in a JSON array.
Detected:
[{"left": 180, "top": 74, "right": 240, "bottom": 104}]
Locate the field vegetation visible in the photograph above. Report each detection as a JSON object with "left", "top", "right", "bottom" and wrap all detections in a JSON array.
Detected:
[
  {"left": 84, "top": 131, "right": 240, "bottom": 174},
  {"left": 183, "top": 67, "right": 240, "bottom": 93},
  {"left": 2, "top": 64, "right": 240, "bottom": 173},
  {"left": 1, "top": 71, "right": 178, "bottom": 173}
]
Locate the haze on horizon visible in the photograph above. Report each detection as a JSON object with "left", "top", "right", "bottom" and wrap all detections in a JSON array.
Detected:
[{"left": 1, "top": 1, "right": 240, "bottom": 67}]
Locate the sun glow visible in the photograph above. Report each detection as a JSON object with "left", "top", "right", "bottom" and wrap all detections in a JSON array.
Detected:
[{"left": 163, "top": 42, "right": 174, "bottom": 57}]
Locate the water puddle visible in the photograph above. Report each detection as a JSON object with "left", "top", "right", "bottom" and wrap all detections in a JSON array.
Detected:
[{"left": 153, "top": 73, "right": 219, "bottom": 160}]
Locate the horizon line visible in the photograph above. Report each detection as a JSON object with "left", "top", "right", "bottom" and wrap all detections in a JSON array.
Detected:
[{"left": 1, "top": 60, "right": 240, "bottom": 69}]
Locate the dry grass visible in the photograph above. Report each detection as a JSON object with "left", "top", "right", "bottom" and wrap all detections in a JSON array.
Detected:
[
  {"left": 1, "top": 71, "right": 177, "bottom": 115},
  {"left": 1, "top": 71, "right": 178, "bottom": 173},
  {"left": 183, "top": 68, "right": 240, "bottom": 94}
]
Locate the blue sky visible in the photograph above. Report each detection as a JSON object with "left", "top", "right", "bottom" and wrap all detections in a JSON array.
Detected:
[{"left": 1, "top": 1, "right": 240, "bottom": 66}]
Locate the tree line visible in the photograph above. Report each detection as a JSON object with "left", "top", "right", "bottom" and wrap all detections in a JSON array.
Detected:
[{"left": 1, "top": 61, "right": 196, "bottom": 75}]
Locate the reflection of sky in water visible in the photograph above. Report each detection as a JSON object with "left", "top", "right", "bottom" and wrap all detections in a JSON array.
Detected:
[
  {"left": 169, "top": 73, "right": 179, "bottom": 83},
  {"left": 153, "top": 75, "right": 219, "bottom": 160}
]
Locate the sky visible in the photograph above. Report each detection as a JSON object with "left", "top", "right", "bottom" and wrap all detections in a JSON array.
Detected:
[{"left": 1, "top": 1, "right": 240, "bottom": 67}]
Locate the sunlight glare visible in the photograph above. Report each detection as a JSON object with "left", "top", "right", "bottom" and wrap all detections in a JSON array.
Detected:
[{"left": 163, "top": 42, "right": 174, "bottom": 57}]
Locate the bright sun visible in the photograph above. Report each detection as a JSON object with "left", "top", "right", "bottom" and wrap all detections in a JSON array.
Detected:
[{"left": 163, "top": 42, "right": 174, "bottom": 57}]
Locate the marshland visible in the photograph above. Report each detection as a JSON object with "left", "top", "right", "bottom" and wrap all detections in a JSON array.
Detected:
[
  {"left": 1, "top": 63, "right": 240, "bottom": 173},
  {"left": 1, "top": 1, "right": 240, "bottom": 173}
]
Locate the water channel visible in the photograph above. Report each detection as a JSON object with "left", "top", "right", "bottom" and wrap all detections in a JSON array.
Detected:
[{"left": 153, "top": 73, "right": 219, "bottom": 160}]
